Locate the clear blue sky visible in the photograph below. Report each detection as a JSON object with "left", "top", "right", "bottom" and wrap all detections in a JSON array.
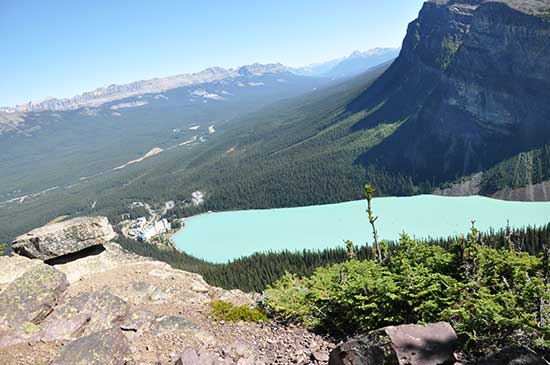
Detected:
[{"left": 0, "top": 0, "right": 425, "bottom": 106}]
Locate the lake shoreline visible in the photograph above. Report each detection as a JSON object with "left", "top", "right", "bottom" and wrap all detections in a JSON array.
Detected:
[{"left": 171, "top": 195, "right": 550, "bottom": 263}]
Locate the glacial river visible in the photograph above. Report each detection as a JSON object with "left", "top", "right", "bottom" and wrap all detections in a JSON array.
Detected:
[{"left": 172, "top": 195, "right": 550, "bottom": 263}]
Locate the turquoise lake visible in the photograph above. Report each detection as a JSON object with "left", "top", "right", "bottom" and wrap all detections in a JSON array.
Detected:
[{"left": 172, "top": 195, "right": 550, "bottom": 263}]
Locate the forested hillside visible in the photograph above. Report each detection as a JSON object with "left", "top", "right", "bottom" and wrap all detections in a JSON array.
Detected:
[{"left": 0, "top": 69, "right": 325, "bottom": 200}]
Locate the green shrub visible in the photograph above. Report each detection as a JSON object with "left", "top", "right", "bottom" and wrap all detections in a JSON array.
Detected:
[
  {"left": 210, "top": 300, "right": 268, "bottom": 323},
  {"left": 264, "top": 232, "right": 550, "bottom": 350},
  {"left": 0, "top": 243, "right": 8, "bottom": 256},
  {"left": 263, "top": 273, "right": 313, "bottom": 325}
]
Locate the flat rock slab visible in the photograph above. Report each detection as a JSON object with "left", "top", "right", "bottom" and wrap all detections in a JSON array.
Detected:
[
  {"left": 0, "top": 288, "right": 129, "bottom": 348},
  {"left": 111, "top": 280, "right": 171, "bottom": 304},
  {"left": 51, "top": 327, "right": 130, "bottom": 365},
  {"left": 41, "top": 288, "right": 129, "bottom": 339},
  {"left": 12, "top": 216, "right": 116, "bottom": 261},
  {"left": 0, "top": 263, "right": 68, "bottom": 332},
  {"left": 329, "top": 322, "right": 458, "bottom": 365},
  {"left": 149, "top": 316, "right": 200, "bottom": 335}
]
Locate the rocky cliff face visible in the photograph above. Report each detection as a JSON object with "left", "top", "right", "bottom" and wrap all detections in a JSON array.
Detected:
[{"left": 353, "top": 0, "right": 550, "bottom": 183}]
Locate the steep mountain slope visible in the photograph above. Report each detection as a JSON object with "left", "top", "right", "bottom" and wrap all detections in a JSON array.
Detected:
[
  {"left": 165, "top": 0, "right": 550, "bottom": 204},
  {"left": 354, "top": 0, "right": 550, "bottom": 183},
  {"left": 159, "top": 0, "right": 550, "bottom": 208}
]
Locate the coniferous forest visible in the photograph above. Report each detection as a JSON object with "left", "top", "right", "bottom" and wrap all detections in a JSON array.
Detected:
[{"left": 114, "top": 222, "right": 550, "bottom": 292}]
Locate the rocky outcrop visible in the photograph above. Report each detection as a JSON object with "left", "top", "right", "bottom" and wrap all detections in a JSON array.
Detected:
[
  {"left": 329, "top": 322, "right": 458, "bottom": 365},
  {"left": 11, "top": 216, "right": 116, "bottom": 260},
  {"left": 0, "top": 218, "right": 334, "bottom": 364},
  {"left": 433, "top": 173, "right": 483, "bottom": 197},
  {"left": 3, "top": 215, "right": 543, "bottom": 364},
  {"left": 434, "top": 174, "right": 550, "bottom": 202}
]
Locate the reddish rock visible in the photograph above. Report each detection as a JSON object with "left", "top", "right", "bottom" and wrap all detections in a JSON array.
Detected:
[
  {"left": 329, "top": 322, "right": 458, "bottom": 365},
  {"left": 51, "top": 327, "right": 130, "bottom": 365}
]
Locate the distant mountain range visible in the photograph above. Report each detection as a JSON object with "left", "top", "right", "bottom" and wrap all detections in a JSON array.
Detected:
[
  {"left": 0, "top": 49, "right": 399, "bottom": 114},
  {"left": 291, "top": 48, "right": 400, "bottom": 79},
  {"left": 0, "top": 64, "right": 288, "bottom": 114}
]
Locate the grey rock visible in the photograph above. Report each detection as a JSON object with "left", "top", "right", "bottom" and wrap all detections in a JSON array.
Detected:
[
  {"left": 12, "top": 216, "right": 116, "bottom": 260},
  {"left": 237, "top": 358, "right": 263, "bottom": 365},
  {"left": 150, "top": 316, "right": 199, "bottom": 335},
  {"left": 229, "top": 338, "right": 254, "bottom": 358},
  {"left": 0, "top": 263, "right": 68, "bottom": 332},
  {"left": 110, "top": 281, "right": 166, "bottom": 304},
  {"left": 476, "top": 346, "right": 547, "bottom": 365},
  {"left": 0, "top": 287, "right": 129, "bottom": 348},
  {"left": 120, "top": 309, "right": 155, "bottom": 332},
  {"left": 329, "top": 322, "right": 458, "bottom": 365},
  {"left": 51, "top": 327, "right": 130, "bottom": 365}
]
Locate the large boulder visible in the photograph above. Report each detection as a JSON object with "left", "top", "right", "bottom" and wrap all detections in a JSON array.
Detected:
[
  {"left": 329, "top": 322, "right": 458, "bottom": 365},
  {"left": 51, "top": 327, "right": 130, "bottom": 365},
  {"left": 0, "top": 263, "right": 68, "bottom": 332},
  {"left": 12, "top": 216, "right": 116, "bottom": 261}
]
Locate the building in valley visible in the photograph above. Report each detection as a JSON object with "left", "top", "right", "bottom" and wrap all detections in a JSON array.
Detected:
[{"left": 137, "top": 218, "right": 171, "bottom": 241}]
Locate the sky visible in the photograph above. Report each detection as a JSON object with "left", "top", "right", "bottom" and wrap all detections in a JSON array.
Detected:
[{"left": 0, "top": 0, "right": 425, "bottom": 106}]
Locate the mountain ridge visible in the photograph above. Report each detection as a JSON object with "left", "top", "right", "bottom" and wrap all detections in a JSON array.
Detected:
[
  {"left": 1, "top": 49, "right": 401, "bottom": 114},
  {"left": 0, "top": 63, "right": 288, "bottom": 113},
  {"left": 291, "top": 47, "right": 400, "bottom": 78}
]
